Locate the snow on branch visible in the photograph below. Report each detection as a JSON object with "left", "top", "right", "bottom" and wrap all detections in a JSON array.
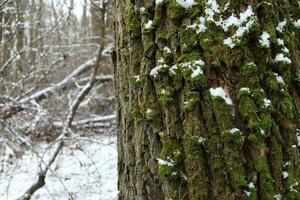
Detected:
[{"left": 20, "top": 46, "right": 104, "bottom": 200}]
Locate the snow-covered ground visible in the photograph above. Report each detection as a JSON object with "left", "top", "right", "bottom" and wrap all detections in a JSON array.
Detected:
[{"left": 0, "top": 135, "right": 118, "bottom": 200}]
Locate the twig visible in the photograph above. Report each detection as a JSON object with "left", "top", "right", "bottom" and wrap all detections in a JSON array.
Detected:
[{"left": 20, "top": 45, "right": 104, "bottom": 200}]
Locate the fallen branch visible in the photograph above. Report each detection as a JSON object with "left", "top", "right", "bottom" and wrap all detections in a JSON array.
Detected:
[
  {"left": 20, "top": 46, "right": 104, "bottom": 200},
  {"left": 0, "top": 58, "right": 99, "bottom": 120},
  {"left": 53, "top": 114, "right": 116, "bottom": 128}
]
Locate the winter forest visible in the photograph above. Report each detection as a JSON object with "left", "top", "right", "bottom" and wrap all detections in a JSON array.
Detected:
[
  {"left": 0, "top": 0, "right": 116, "bottom": 199},
  {"left": 1, "top": 0, "right": 300, "bottom": 200}
]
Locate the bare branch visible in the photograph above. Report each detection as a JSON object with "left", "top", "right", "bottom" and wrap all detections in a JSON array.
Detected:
[{"left": 20, "top": 46, "right": 104, "bottom": 200}]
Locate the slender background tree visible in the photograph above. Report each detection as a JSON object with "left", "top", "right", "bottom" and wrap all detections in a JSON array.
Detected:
[{"left": 114, "top": 0, "right": 300, "bottom": 199}]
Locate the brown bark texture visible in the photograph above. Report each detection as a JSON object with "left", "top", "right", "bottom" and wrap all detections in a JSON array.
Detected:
[{"left": 114, "top": 0, "right": 300, "bottom": 199}]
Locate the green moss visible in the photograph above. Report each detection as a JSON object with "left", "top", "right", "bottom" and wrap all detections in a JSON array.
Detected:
[
  {"left": 237, "top": 95, "right": 257, "bottom": 119},
  {"left": 133, "top": 75, "right": 144, "bottom": 87},
  {"left": 125, "top": 5, "right": 141, "bottom": 37},
  {"left": 159, "top": 89, "right": 174, "bottom": 105},
  {"left": 145, "top": 108, "right": 158, "bottom": 120},
  {"left": 265, "top": 72, "right": 281, "bottom": 91},
  {"left": 210, "top": 97, "right": 232, "bottom": 130},
  {"left": 179, "top": 26, "right": 198, "bottom": 53},
  {"left": 131, "top": 107, "right": 142, "bottom": 120},
  {"left": 255, "top": 157, "right": 276, "bottom": 199},
  {"left": 279, "top": 97, "right": 295, "bottom": 118},
  {"left": 167, "top": 0, "right": 185, "bottom": 21}
]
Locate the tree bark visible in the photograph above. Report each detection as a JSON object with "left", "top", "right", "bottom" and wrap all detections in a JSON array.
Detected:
[{"left": 114, "top": 0, "right": 300, "bottom": 199}]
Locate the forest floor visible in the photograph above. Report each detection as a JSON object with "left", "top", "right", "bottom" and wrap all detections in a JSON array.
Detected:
[{"left": 0, "top": 129, "right": 118, "bottom": 200}]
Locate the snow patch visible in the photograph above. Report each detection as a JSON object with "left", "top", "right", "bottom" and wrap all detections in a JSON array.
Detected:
[
  {"left": 176, "top": 0, "right": 197, "bottom": 9},
  {"left": 157, "top": 158, "right": 175, "bottom": 167},
  {"left": 259, "top": 32, "right": 271, "bottom": 48},
  {"left": 276, "top": 19, "right": 287, "bottom": 33},
  {"left": 277, "top": 38, "right": 284, "bottom": 46},
  {"left": 263, "top": 98, "right": 272, "bottom": 108},
  {"left": 274, "top": 73, "right": 285, "bottom": 84},
  {"left": 144, "top": 20, "right": 153, "bottom": 29},
  {"left": 274, "top": 53, "right": 292, "bottom": 64},
  {"left": 209, "top": 87, "right": 232, "bottom": 105},
  {"left": 296, "top": 129, "right": 300, "bottom": 147},
  {"left": 282, "top": 171, "right": 289, "bottom": 179},
  {"left": 248, "top": 182, "right": 255, "bottom": 189},
  {"left": 274, "top": 194, "right": 282, "bottom": 200},
  {"left": 155, "top": 0, "right": 164, "bottom": 4},
  {"left": 223, "top": 37, "right": 235, "bottom": 48},
  {"left": 294, "top": 19, "right": 300, "bottom": 28}
]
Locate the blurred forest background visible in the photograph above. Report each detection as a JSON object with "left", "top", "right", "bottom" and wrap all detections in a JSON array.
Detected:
[{"left": 0, "top": 0, "right": 117, "bottom": 199}]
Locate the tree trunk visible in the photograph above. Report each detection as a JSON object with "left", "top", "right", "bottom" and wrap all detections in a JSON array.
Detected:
[{"left": 114, "top": 0, "right": 300, "bottom": 199}]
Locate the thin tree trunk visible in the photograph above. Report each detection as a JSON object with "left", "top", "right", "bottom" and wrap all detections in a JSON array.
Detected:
[{"left": 114, "top": 0, "right": 300, "bottom": 199}]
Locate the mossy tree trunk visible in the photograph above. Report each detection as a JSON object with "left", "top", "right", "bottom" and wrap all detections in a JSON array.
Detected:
[{"left": 113, "top": 0, "right": 300, "bottom": 199}]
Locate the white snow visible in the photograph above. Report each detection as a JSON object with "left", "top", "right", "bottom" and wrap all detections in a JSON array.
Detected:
[
  {"left": 150, "top": 58, "right": 168, "bottom": 78},
  {"left": 274, "top": 53, "right": 292, "bottom": 64},
  {"left": 157, "top": 158, "right": 175, "bottom": 167},
  {"left": 163, "top": 47, "right": 171, "bottom": 54},
  {"left": 276, "top": 19, "right": 287, "bottom": 33},
  {"left": 155, "top": 0, "right": 164, "bottom": 4},
  {"left": 274, "top": 194, "right": 282, "bottom": 200},
  {"left": 244, "top": 190, "right": 251, "bottom": 197},
  {"left": 198, "top": 136, "right": 206, "bottom": 144},
  {"left": 229, "top": 128, "right": 242, "bottom": 135},
  {"left": 259, "top": 32, "right": 271, "bottom": 48},
  {"left": 277, "top": 38, "right": 284, "bottom": 46},
  {"left": 274, "top": 73, "right": 285, "bottom": 84},
  {"left": 294, "top": 19, "right": 300, "bottom": 28},
  {"left": 191, "top": 67, "right": 203, "bottom": 78},
  {"left": 248, "top": 182, "right": 255, "bottom": 189},
  {"left": 263, "top": 98, "right": 272, "bottom": 108},
  {"left": 282, "top": 47, "right": 289, "bottom": 53},
  {"left": 282, "top": 171, "right": 289, "bottom": 179},
  {"left": 144, "top": 20, "right": 153, "bottom": 29},
  {"left": 223, "top": 37, "right": 235, "bottom": 48},
  {"left": 296, "top": 129, "right": 300, "bottom": 147},
  {"left": 175, "top": 0, "right": 197, "bottom": 9},
  {"left": 135, "top": 75, "right": 141, "bottom": 82},
  {"left": 169, "top": 65, "right": 178, "bottom": 75},
  {"left": 0, "top": 136, "right": 118, "bottom": 200},
  {"left": 209, "top": 87, "right": 233, "bottom": 105},
  {"left": 150, "top": 65, "right": 165, "bottom": 78},
  {"left": 240, "top": 87, "right": 251, "bottom": 93}
]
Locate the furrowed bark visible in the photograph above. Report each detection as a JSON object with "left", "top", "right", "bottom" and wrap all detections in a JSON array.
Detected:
[{"left": 114, "top": 0, "right": 300, "bottom": 199}]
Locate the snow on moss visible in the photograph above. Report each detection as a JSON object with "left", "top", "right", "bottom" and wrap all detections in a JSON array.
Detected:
[
  {"left": 263, "top": 98, "right": 272, "bottom": 108},
  {"left": 209, "top": 87, "right": 232, "bottom": 105},
  {"left": 175, "top": 0, "right": 197, "bottom": 9},
  {"left": 163, "top": 47, "right": 171, "bottom": 54},
  {"left": 248, "top": 182, "right": 255, "bottom": 189},
  {"left": 274, "top": 73, "right": 285, "bottom": 84},
  {"left": 277, "top": 38, "right": 284, "bottom": 46},
  {"left": 274, "top": 53, "right": 292, "bottom": 64},
  {"left": 169, "top": 65, "right": 178, "bottom": 75},
  {"left": 157, "top": 158, "right": 175, "bottom": 167},
  {"left": 240, "top": 87, "right": 251, "bottom": 94},
  {"left": 259, "top": 32, "right": 271, "bottom": 48},
  {"left": 155, "top": 0, "right": 164, "bottom": 4},
  {"left": 297, "top": 129, "right": 300, "bottom": 147},
  {"left": 282, "top": 171, "right": 289, "bottom": 179},
  {"left": 144, "top": 20, "right": 153, "bottom": 29},
  {"left": 191, "top": 66, "right": 203, "bottom": 78},
  {"left": 229, "top": 128, "right": 242, "bottom": 135},
  {"left": 223, "top": 37, "right": 235, "bottom": 48},
  {"left": 150, "top": 58, "right": 168, "bottom": 78},
  {"left": 276, "top": 19, "right": 287, "bottom": 33},
  {"left": 282, "top": 47, "right": 289, "bottom": 53},
  {"left": 274, "top": 194, "right": 282, "bottom": 200},
  {"left": 293, "top": 19, "right": 300, "bottom": 28}
]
